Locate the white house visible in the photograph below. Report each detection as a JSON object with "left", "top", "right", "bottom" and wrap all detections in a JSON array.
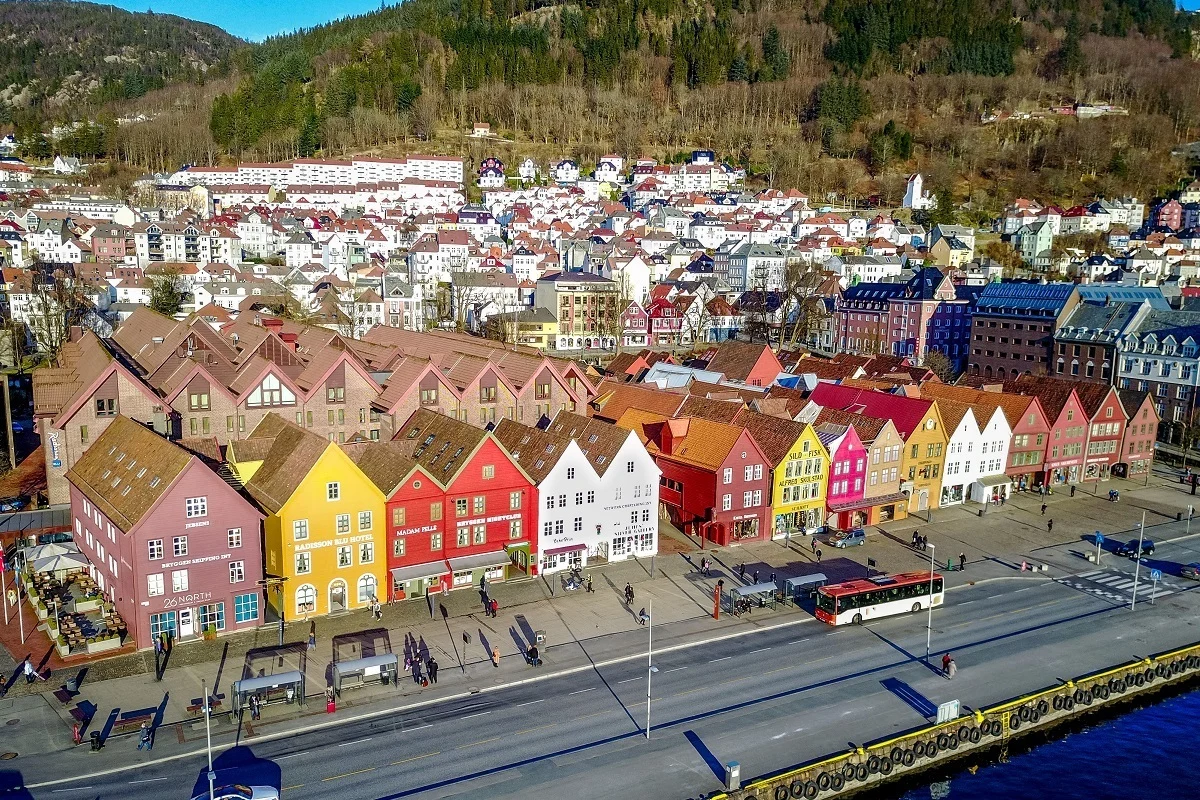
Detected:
[
  {"left": 518, "top": 158, "right": 539, "bottom": 182},
  {"left": 495, "top": 413, "right": 660, "bottom": 575},
  {"left": 902, "top": 173, "right": 936, "bottom": 211},
  {"left": 551, "top": 160, "right": 580, "bottom": 184},
  {"left": 939, "top": 402, "right": 1012, "bottom": 506}
]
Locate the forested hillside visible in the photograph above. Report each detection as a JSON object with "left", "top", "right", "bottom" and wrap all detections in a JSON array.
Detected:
[
  {"left": 13, "top": 0, "right": 1200, "bottom": 214},
  {"left": 0, "top": 0, "right": 241, "bottom": 115}
]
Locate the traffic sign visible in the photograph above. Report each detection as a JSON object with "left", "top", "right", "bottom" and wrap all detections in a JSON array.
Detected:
[
  {"left": 1095, "top": 532, "right": 1104, "bottom": 545},
  {"left": 1150, "top": 569, "right": 1162, "bottom": 581}
]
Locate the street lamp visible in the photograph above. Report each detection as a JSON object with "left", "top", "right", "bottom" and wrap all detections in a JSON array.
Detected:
[
  {"left": 1131, "top": 510, "right": 1147, "bottom": 611},
  {"left": 925, "top": 543, "right": 936, "bottom": 661},
  {"left": 202, "top": 678, "right": 215, "bottom": 800},
  {"left": 645, "top": 598, "right": 658, "bottom": 739}
]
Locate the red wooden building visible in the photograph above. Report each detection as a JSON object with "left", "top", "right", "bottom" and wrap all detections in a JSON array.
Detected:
[
  {"left": 615, "top": 412, "right": 771, "bottom": 546},
  {"left": 1118, "top": 390, "right": 1159, "bottom": 479},
  {"left": 348, "top": 409, "right": 536, "bottom": 601},
  {"left": 1007, "top": 376, "right": 1090, "bottom": 487},
  {"left": 1075, "top": 382, "right": 1129, "bottom": 482}
]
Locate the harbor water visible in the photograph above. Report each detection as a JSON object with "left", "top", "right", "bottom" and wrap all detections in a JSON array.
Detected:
[{"left": 897, "top": 684, "right": 1199, "bottom": 799}]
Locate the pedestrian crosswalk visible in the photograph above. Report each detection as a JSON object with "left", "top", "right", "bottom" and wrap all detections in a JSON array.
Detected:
[{"left": 1057, "top": 568, "right": 1184, "bottom": 604}]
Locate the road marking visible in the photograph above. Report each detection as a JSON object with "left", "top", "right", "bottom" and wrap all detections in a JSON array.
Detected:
[
  {"left": 277, "top": 751, "right": 309, "bottom": 760},
  {"left": 617, "top": 677, "right": 640, "bottom": 684},
  {"left": 457, "top": 736, "right": 501, "bottom": 750},
  {"left": 282, "top": 785, "right": 304, "bottom": 792},
  {"left": 1014, "top": 587, "right": 1034, "bottom": 593},
  {"left": 958, "top": 599, "right": 976, "bottom": 606},
  {"left": 323, "top": 767, "right": 376, "bottom": 781},
  {"left": 746, "top": 647, "right": 771, "bottom": 654},
  {"left": 664, "top": 666, "right": 688, "bottom": 672},
  {"left": 52, "top": 789, "right": 92, "bottom": 793},
  {"left": 129, "top": 777, "right": 168, "bottom": 784},
  {"left": 514, "top": 699, "right": 544, "bottom": 707},
  {"left": 515, "top": 723, "right": 559, "bottom": 735},
  {"left": 390, "top": 751, "right": 439, "bottom": 765},
  {"left": 460, "top": 711, "right": 492, "bottom": 720},
  {"left": 569, "top": 687, "right": 596, "bottom": 695},
  {"left": 338, "top": 737, "right": 372, "bottom": 747},
  {"left": 787, "top": 639, "right": 809, "bottom": 645},
  {"left": 708, "top": 656, "right": 732, "bottom": 663}
]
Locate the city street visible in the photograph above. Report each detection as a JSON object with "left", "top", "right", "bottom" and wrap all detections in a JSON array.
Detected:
[{"left": 13, "top": 527, "right": 1200, "bottom": 800}]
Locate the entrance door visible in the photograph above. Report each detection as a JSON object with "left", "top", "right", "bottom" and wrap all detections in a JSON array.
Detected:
[
  {"left": 917, "top": 489, "right": 929, "bottom": 512},
  {"left": 329, "top": 580, "right": 347, "bottom": 612},
  {"left": 178, "top": 607, "right": 196, "bottom": 638}
]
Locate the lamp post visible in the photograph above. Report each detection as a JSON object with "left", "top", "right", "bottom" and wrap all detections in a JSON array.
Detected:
[
  {"left": 645, "top": 598, "right": 658, "bottom": 739},
  {"left": 925, "top": 542, "right": 936, "bottom": 661},
  {"left": 1130, "top": 510, "right": 1147, "bottom": 611},
  {"left": 202, "top": 679, "right": 215, "bottom": 800}
]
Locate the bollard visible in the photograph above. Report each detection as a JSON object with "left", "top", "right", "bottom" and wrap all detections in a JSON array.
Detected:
[{"left": 89, "top": 731, "right": 102, "bottom": 752}]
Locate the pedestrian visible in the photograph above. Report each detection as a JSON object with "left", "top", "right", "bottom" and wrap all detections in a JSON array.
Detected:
[
  {"left": 624, "top": 583, "right": 635, "bottom": 604},
  {"left": 527, "top": 644, "right": 540, "bottom": 666},
  {"left": 769, "top": 572, "right": 776, "bottom": 587},
  {"left": 325, "top": 685, "right": 335, "bottom": 704},
  {"left": 959, "top": 552, "right": 966, "bottom": 572},
  {"left": 947, "top": 659, "right": 957, "bottom": 680},
  {"left": 586, "top": 575, "right": 594, "bottom": 593},
  {"left": 307, "top": 631, "right": 316, "bottom": 650},
  {"left": 1070, "top": 484, "right": 1076, "bottom": 497},
  {"left": 490, "top": 598, "right": 499, "bottom": 618},
  {"left": 427, "top": 657, "right": 439, "bottom": 684},
  {"left": 941, "top": 652, "right": 953, "bottom": 678},
  {"left": 811, "top": 537, "right": 817, "bottom": 553},
  {"left": 491, "top": 646, "right": 500, "bottom": 668},
  {"left": 1001, "top": 494, "right": 1007, "bottom": 507},
  {"left": 22, "top": 658, "right": 35, "bottom": 684},
  {"left": 816, "top": 548, "right": 822, "bottom": 563},
  {"left": 137, "top": 721, "right": 152, "bottom": 751},
  {"left": 412, "top": 657, "right": 424, "bottom": 685},
  {"left": 911, "top": 531, "right": 919, "bottom": 547},
  {"left": 738, "top": 563, "right": 746, "bottom": 580},
  {"left": 1048, "top": 519, "right": 1054, "bottom": 533},
  {"left": 1040, "top": 502, "right": 1047, "bottom": 515},
  {"left": 638, "top": 607, "right": 648, "bottom": 626},
  {"left": 481, "top": 592, "right": 490, "bottom": 613},
  {"left": 753, "top": 569, "right": 759, "bottom": 584}
]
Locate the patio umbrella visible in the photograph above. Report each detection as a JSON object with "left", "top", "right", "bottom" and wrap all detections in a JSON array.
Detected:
[
  {"left": 23, "top": 541, "right": 81, "bottom": 564},
  {"left": 30, "top": 552, "right": 91, "bottom": 576}
]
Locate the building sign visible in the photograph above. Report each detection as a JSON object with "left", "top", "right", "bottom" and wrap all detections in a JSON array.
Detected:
[
  {"left": 184, "top": 520, "right": 211, "bottom": 529},
  {"left": 48, "top": 432, "right": 61, "bottom": 468},
  {"left": 395, "top": 524, "right": 439, "bottom": 537},
  {"left": 295, "top": 533, "right": 376, "bottom": 552},
  {"left": 163, "top": 591, "right": 213, "bottom": 609},
  {"left": 455, "top": 512, "right": 521, "bottom": 528},
  {"left": 160, "top": 553, "right": 232, "bottom": 570}
]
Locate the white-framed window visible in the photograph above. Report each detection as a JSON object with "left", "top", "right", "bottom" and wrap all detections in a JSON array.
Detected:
[
  {"left": 723, "top": 468, "right": 732, "bottom": 484},
  {"left": 171, "top": 569, "right": 189, "bottom": 593},
  {"left": 483, "top": 464, "right": 495, "bottom": 479},
  {"left": 510, "top": 491, "right": 521, "bottom": 509},
  {"left": 358, "top": 511, "right": 372, "bottom": 531},
  {"left": 574, "top": 517, "right": 582, "bottom": 532},
  {"left": 185, "top": 497, "right": 207, "bottom": 518},
  {"left": 744, "top": 466, "right": 753, "bottom": 481},
  {"left": 327, "top": 482, "right": 340, "bottom": 501},
  {"left": 295, "top": 584, "right": 316, "bottom": 613},
  {"left": 742, "top": 491, "right": 752, "bottom": 507},
  {"left": 359, "top": 542, "right": 374, "bottom": 564},
  {"left": 337, "top": 545, "right": 352, "bottom": 567},
  {"left": 358, "top": 574, "right": 377, "bottom": 603},
  {"left": 627, "top": 461, "right": 635, "bottom": 473},
  {"left": 753, "top": 464, "right": 763, "bottom": 480},
  {"left": 147, "top": 573, "right": 164, "bottom": 596},
  {"left": 587, "top": 491, "right": 595, "bottom": 503},
  {"left": 296, "top": 552, "right": 312, "bottom": 574},
  {"left": 147, "top": 539, "right": 163, "bottom": 561},
  {"left": 172, "top": 536, "right": 188, "bottom": 557},
  {"left": 722, "top": 494, "right": 731, "bottom": 511},
  {"left": 752, "top": 490, "right": 762, "bottom": 506},
  {"left": 567, "top": 467, "right": 576, "bottom": 479},
  {"left": 336, "top": 514, "right": 350, "bottom": 534},
  {"left": 229, "top": 561, "right": 245, "bottom": 583},
  {"left": 294, "top": 519, "right": 309, "bottom": 540},
  {"left": 227, "top": 528, "right": 242, "bottom": 548}
]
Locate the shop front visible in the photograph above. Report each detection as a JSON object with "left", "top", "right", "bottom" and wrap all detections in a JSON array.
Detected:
[
  {"left": 389, "top": 561, "right": 449, "bottom": 602},
  {"left": 447, "top": 551, "right": 509, "bottom": 591},
  {"left": 1083, "top": 457, "right": 1114, "bottom": 482},
  {"left": 969, "top": 474, "right": 1012, "bottom": 503},
  {"left": 772, "top": 505, "right": 825, "bottom": 540},
  {"left": 1045, "top": 458, "right": 1081, "bottom": 486},
  {"left": 542, "top": 544, "right": 585, "bottom": 574},
  {"left": 939, "top": 481, "right": 966, "bottom": 506},
  {"left": 505, "top": 542, "right": 533, "bottom": 575}
]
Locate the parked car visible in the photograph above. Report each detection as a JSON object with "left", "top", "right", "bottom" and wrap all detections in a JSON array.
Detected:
[
  {"left": 0, "top": 497, "right": 25, "bottom": 512},
  {"left": 190, "top": 786, "right": 280, "bottom": 800},
  {"left": 827, "top": 528, "right": 866, "bottom": 548},
  {"left": 10, "top": 420, "right": 29, "bottom": 434},
  {"left": 1115, "top": 538, "right": 1155, "bottom": 559},
  {"left": 1181, "top": 563, "right": 1200, "bottom": 581}
]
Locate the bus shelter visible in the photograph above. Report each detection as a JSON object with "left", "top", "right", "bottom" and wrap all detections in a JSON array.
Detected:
[
  {"left": 231, "top": 670, "right": 305, "bottom": 713},
  {"left": 331, "top": 653, "right": 399, "bottom": 697},
  {"left": 784, "top": 573, "right": 827, "bottom": 604},
  {"left": 730, "top": 581, "right": 779, "bottom": 612}
]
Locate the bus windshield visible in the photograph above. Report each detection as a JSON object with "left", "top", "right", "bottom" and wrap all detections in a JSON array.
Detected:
[{"left": 815, "top": 590, "right": 836, "bottom": 615}]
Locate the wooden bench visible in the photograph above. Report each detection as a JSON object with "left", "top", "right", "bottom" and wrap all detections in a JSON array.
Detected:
[
  {"left": 113, "top": 712, "right": 153, "bottom": 734},
  {"left": 68, "top": 706, "right": 93, "bottom": 725},
  {"left": 186, "top": 694, "right": 224, "bottom": 715},
  {"left": 53, "top": 688, "right": 76, "bottom": 705}
]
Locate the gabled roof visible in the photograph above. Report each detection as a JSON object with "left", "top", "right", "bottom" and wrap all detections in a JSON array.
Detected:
[
  {"left": 492, "top": 419, "right": 574, "bottom": 484},
  {"left": 703, "top": 340, "right": 782, "bottom": 382},
  {"left": 390, "top": 408, "right": 489, "bottom": 484},
  {"left": 809, "top": 383, "right": 936, "bottom": 439},
  {"left": 730, "top": 409, "right": 814, "bottom": 468},
  {"left": 543, "top": 410, "right": 639, "bottom": 477},
  {"left": 617, "top": 413, "right": 748, "bottom": 471},
  {"left": 592, "top": 380, "right": 686, "bottom": 423},
  {"left": 66, "top": 416, "right": 194, "bottom": 531},
  {"left": 239, "top": 413, "right": 332, "bottom": 514}
]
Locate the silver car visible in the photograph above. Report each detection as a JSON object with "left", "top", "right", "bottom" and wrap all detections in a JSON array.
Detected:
[{"left": 191, "top": 786, "right": 280, "bottom": 800}]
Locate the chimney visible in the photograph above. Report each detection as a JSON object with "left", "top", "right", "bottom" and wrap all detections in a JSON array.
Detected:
[
  {"left": 661, "top": 418, "right": 689, "bottom": 454},
  {"left": 263, "top": 317, "right": 284, "bottom": 332},
  {"left": 280, "top": 331, "right": 298, "bottom": 351}
]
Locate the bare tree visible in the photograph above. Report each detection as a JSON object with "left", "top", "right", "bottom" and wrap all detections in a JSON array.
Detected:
[
  {"left": 923, "top": 349, "right": 956, "bottom": 383},
  {"left": 781, "top": 261, "right": 831, "bottom": 350},
  {"left": 25, "top": 272, "right": 89, "bottom": 360}
]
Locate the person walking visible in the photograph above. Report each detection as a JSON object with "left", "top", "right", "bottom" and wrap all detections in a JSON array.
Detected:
[
  {"left": 638, "top": 607, "right": 649, "bottom": 626},
  {"left": 585, "top": 575, "right": 594, "bottom": 593},
  {"left": 738, "top": 563, "right": 746, "bottom": 580},
  {"left": 769, "top": 572, "right": 776, "bottom": 587},
  {"left": 911, "top": 531, "right": 919, "bottom": 548},
  {"left": 1047, "top": 519, "right": 1054, "bottom": 533},
  {"left": 491, "top": 646, "right": 500, "bottom": 668},
  {"left": 490, "top": 598, "right": 499, "bottom": 618},
  {"left": 137, "top": 722, "right": 152, "bottom": 750},
  {"left": 527, "top": 645, "right": 540, "bottom": 666},
  {"left": 1070, "top": 484, "right": 1076, "bottom": 497},
  {"left": 1041, "top": 502, "right": 1047, "bottom": 515},
  {"left": 22, "top": 658, "right": 36, "bottom": 684},
  {"left": 815, "top": 548, "right": 822, "bottom": 563},
  {"left": 959, "top": 553, "right": 966, "bottom": 572},
  {"left": 752, "top": 569, "right": 760, "bottom": 584},
  {"left": 624, "top": 583, "right": 635, "bottom": 604},
  {"left": 947, "top": 659, "right": 958, "bottom": 680},
  {"left": 427, "top": 657, "right": 439, "bottom": 684},
  {"left": 811, "top": 537, "right": 818, "bottom": 553},
  {"left": 412, "top": 658, "right": 424, "bottom": 685}
]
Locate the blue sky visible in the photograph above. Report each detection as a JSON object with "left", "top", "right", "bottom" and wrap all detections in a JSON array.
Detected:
[
  {"left": 108, "top": 0, "right": 394, "bottom": 42},
  {"left": 107, "top": 0, "right": 1200, "bottom": 41}
]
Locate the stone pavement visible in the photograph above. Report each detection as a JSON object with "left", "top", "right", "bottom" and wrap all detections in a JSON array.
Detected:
[{"left": 4, "top": 470, "right": 1191, "bottom": 763}]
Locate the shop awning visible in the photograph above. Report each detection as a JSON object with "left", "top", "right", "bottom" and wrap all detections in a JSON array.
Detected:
[
  {"left": 827, "top": 490, "right": 909, "bottom": 513},
  {"left": 973, "top": 474, "right": 1012, "bottom": 487},
  {"left": 390, "top": 561, "right": 449, "bottom": 583},
  {"left": 447, "top": 551, "right": 510, "bottom": 573},
  {"left": 544, "top": 544, "right": 586, "bottom": 557}
]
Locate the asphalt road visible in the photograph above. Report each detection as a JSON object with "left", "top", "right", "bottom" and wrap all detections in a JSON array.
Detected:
[{"left": 20, "top": 535, "right": 1200, "bottom": 800}]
